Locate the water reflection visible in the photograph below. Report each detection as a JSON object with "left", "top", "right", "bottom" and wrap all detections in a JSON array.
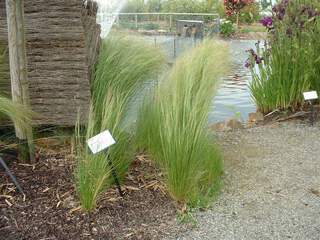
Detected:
[
  {"left": 210, "top": 40, "right": 257, "bottom": 123},
  {"left": 130, "top": 35, "right": 257, "bottom": 124}
]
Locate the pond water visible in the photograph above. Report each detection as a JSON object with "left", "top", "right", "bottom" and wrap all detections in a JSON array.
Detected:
[
  {"left": 145, "top": 36, "right": 257, "bottom": 123},
  {"left": 209, "top": 40, "right": 257, "bottom": 123},
  {"left": 126, "top": 35, "right": 257, "bottom": 124}
]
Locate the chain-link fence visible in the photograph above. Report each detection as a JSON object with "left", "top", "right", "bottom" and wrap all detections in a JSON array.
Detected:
[
  {"left": 105, "top": 13, "right": 220, "bottom": 36},
  {"left": 142, "top": 35, "right": 202, "bottom": 62}
]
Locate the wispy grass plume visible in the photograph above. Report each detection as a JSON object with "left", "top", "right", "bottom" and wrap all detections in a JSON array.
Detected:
[
  {"left": 75, "top": 34, "right": 165, "bottom": 211},
  {"left": 136, "top": 40, "right": 230, "bottom": 205},
  {"left": 0, "top": 95, "right": 32, "bottom": 133}
]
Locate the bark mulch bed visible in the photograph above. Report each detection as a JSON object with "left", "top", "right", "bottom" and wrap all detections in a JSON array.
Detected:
[{"left": 0, "top": 147, "right": 178, "bottom": 240}]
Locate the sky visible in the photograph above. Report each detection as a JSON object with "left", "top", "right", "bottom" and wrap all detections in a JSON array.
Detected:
[{"left": 94, "top": 0, "right": 127, "bottom": 38}]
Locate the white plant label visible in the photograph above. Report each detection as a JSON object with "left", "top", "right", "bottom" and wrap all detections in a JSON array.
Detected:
[
  {"left": 87, "top": 130, "right": 116, "bottom": 154},
  {"left": 303, "top": 91, "right": 318, "bottom": 101}
]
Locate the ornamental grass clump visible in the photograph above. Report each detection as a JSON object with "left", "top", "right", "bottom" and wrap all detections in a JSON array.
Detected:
[
  {"left": 136, "top": 40, "right": 229, "bottom": 205},
  {"left": 75, "top": 35, "right": 165, "bottom": 211},
  {"left": 248, "top": 0, "right": 320, "bottom": 114},
  {"left": 0, "top": 95, "right": 32, "bottom": 133}
]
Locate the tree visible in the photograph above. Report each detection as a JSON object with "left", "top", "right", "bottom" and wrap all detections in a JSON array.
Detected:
[
  {"left": 224, "top": 0, "right": 254, "bottom": 28},
  {"left": 146, "top": 0, "right": 162, "bottom": 12}
]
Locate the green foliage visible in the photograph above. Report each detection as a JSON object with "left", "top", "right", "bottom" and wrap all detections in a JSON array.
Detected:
[
  {"left": 136, "top": 40, "right": 229, "bottom": 205},
  {"left": 249, "top": 0, "right": 320, "bottom": 113},
  {"left": 75, "top": 35, "right": 165, "bottom": 211},
  {"left": 162, "top": 0, "right": 207, "bottom": 13},
  {"left": 122, "top": 0, "right": 146, "bottom": 13},
  {"left": 145, "top": 0, "right": 162, "bottom": 12},
  {"left": 0, "top": 95, "right": 32, "bottom": 134},
  {"left": 220, "top": 20, "right": 235, "bottom": 37},
  {"left": 227, "top": 2, "right": 261, "bottom": 24},
  {"left": 142, "top": 22, "right": 160, "bottom": 30},
  {"left": 123, "top": 0, "right": 221, "bottom": 14},
  {"left": 239, "top": 2, "right": 261, "bottom": 24}
]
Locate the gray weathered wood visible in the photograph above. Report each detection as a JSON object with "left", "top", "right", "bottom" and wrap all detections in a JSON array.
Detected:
[
  {"left": 6, "top": 0, "right": 34, "bottom": 162},
  {"left": 0, "top": 0, "right": 100, "bottom": 126}
]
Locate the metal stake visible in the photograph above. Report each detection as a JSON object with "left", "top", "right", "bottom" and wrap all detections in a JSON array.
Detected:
[
  {"left": 105, "top": 151, "right": 124, "bottom": 197},
  {"left": 0, "top": 156, "right": 25, "bottom": 195}
]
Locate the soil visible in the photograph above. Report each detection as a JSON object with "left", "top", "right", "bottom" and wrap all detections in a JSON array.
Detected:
[{"left": 0, "top": 147, "right": 178, "bottom": 240}]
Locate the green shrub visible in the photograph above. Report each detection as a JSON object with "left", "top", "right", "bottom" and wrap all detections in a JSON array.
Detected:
[
  {"left": 248, "top": 0, "right": 320, "bottom": 113},
  {"left": 220, "top": 20, "right": 235, "bottom": 37},
  {"left": 142, "top": 22, "right": 160, "bottom": 30},
  {"left": 119, "top": 21, "right": 138, "bottom": 30},
  {"left": 228, "top": 2, "right": 261, "bottom": 25},
  {"left": 136, "top": 40, "right": 229, "bottom": 205},
  {"left": 75, "top": 35, "right": 165, "bottom": 211}
]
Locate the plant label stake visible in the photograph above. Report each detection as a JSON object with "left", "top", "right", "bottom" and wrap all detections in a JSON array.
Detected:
[
  {"left": 87, "top": 130, "right": 124, "bottom": 197},
  {"left": 303, "top": 91, "right": 318, "bottom": 125},
  {"left": 0, "top": 156, "right": 25, "bottom": 195}
]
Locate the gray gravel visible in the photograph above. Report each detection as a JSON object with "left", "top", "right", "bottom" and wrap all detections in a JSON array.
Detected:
[{"left": 167, "top": 122, "right": 320, "bottom": 240}]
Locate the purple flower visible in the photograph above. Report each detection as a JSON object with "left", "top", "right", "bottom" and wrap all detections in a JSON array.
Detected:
[
  {"left": 260, "top": 16, "right": 273, "bottom": 28},
  {"left": 255, "top": 56, "right": 264, "bottom": 64},
  {"left": 245, "top": 60, "right": 251, "bottom": 68},
  {"left": 272, "top": 0, "right": 289, "bottom": 20},
  {"left": 245, "top": 48, "right": 264, "bottom": 67},
  {"left": 301, "top": 5, "right": 319, "bottom": 19}
]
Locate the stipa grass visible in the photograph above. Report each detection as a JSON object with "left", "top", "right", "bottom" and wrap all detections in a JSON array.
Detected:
[
  {"left": 75, "top": 35, "right": 165, "bottom": 211},
  {"left": 136, "top": 40, "right": 230, "bottom": 205},
  {"left": 0, "top": 95, "right": 32, "bottom": 133}
]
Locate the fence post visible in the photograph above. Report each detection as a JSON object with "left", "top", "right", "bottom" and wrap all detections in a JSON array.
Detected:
[
  {"left": 6, "top": 0, "right": 34, "bottom": 163},
  {"left": 169, "top": 15, "right": 172, "bottom": 32},
  {"left": 135, "top": 14, "right": 138, "bottom": 29},
  {"left": 116, "top": 14, "right": 120, "bottom": 26},
  {"left": 173, "top": 34, "right": 176, "bottom": 58}
]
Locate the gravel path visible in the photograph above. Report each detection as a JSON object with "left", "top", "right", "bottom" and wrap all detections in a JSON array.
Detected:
[{"left": 168, "top": 122, "right": 320, "bottom": 240}]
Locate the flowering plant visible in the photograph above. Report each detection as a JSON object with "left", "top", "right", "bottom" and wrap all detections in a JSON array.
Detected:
[
  {"left": 224, "top": 0, "right": 254, "bottom": 27},
  {"left": 247, "top": 0, "right": 320, "bottom": 114}
]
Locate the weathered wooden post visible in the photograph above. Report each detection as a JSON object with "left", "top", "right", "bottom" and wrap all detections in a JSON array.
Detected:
[{"left": 6, "top": 0, "right": 34, "bottom": 162}]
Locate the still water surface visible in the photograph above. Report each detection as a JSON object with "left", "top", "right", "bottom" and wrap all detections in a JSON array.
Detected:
[
  {"left": 210, "top": 40, "right": 257, "bottom": 123},
  {"left": 135, "top": 36, "right": 257, "bottom": 123}
]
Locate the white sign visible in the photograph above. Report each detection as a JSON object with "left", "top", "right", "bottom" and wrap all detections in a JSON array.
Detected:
[
  {"left": 87, "top": 130, "right": 116, "bottom": 154},
  {"left": 303, "top": 91, "right": 318, "bottom": 101}
]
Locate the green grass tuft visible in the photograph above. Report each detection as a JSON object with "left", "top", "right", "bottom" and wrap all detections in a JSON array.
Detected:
[
  {"left": 74, "top": 34, "right": 165, "bottom": 211},
  {"left": 0, "top": 95, "right": 32, "bottom": 133},
  {"left": 136, "top": 39, "right": 230, "bottom": 205}
]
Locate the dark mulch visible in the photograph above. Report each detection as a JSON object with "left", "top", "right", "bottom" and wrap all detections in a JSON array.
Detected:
[{"left": 0, "top": 148, "right": 178, "bottom": 240}]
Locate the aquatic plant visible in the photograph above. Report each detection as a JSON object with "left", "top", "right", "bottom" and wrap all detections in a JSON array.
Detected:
[
  {"left": 248, "top": 0, "right": 320, "bottom": 113},
  {"left": 75, "top": 35, "right": 165, "bottom": 211},
  {"left": 136, "top": 40, "right": 229, "bottom": 205}
]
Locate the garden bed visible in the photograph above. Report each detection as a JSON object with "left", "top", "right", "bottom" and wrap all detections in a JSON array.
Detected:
[{"left": 0, "top": 149, "right": 179, "bottom": 240}]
